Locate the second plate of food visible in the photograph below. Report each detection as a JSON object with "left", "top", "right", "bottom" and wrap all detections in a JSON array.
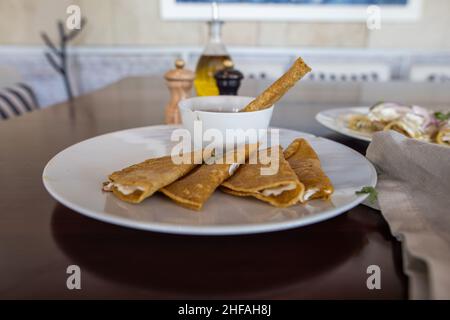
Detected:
[
  {"left": 43, "top": 125, "right": 377, "bottom": 235},
  {"left": 316, "top": 104, "right": 450, "bottom": 145},
  {"left": 316, "top": 107, "right": 373, "bottom": 142}
]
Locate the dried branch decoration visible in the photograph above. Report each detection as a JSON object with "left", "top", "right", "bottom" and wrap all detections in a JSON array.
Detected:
[{"left": 41, "top": 18, "right": 87, "bottom": 101}]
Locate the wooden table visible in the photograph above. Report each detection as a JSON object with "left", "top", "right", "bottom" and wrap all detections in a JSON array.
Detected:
[{"left": 2, "top": 77, "right": 449, "bottom": 299}]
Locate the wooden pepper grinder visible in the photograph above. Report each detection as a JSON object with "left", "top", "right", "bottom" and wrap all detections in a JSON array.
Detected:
[{"left": 164, "top": 59, "right": 195, "bottom": 124}]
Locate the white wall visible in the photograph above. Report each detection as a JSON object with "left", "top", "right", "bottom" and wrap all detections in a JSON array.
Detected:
[{"left": 0, "top": 0, "right": 449, "bottom": 50}]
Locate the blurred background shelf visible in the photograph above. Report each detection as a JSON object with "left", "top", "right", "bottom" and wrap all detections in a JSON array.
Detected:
[
  {"left": 1, "top": 46, "right": 449, "bottom": 108},
  {"left": 1, "top": 0, "right": 449, "bottom": 108}
]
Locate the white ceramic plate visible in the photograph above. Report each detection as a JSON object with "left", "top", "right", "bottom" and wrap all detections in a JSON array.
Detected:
[
  {"left": 316, "top": 107, "right": 372, "bottom": 142},
  {"left": 43, "top": 125, "right": 377, "bottom": 235}
]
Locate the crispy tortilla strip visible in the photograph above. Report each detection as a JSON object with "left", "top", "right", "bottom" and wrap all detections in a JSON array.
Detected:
[
  {"left": 103, "top": 151, "right": 200, "bottom": 204},
  {"left": 284, "top": 138, "right": 334, "bottom": 201},
  {"left": 221, "top": 146, "right": 304, "bottom": 208},
  {"left": 160, "top": 147, "right": 251, "bottom": 211},
  {"left": 241, "top": 57, "right": 311, "bottom": 112}
]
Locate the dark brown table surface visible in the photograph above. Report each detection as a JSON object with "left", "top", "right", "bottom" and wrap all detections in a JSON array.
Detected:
[{"left": 2, "top": 77, "right": 449, "bottom": 299}]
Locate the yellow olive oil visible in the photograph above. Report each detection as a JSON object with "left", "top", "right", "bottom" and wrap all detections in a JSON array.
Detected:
[{"left": 194, "top": 54, "right": 231, "bottom": 96}]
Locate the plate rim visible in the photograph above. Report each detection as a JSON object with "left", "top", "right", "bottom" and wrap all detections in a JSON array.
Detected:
[
  {"left": 316, "top": 107, "right": 373, "bottom": 142},
  {"left": 42, "top": 125, "right": 377, "bottom": 236}
]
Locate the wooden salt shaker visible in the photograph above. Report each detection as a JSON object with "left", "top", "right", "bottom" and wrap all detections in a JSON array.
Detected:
[{"left": 164, "top": 59, "right": 195, "bottom": 124}]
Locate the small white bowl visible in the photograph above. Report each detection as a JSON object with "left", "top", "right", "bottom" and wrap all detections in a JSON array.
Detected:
[{"left": 178, "top": 96, "right": 274, "bottom": 143}]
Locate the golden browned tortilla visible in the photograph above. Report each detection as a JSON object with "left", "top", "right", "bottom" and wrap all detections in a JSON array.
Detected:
[
  {"left": 103, "top": 151, "right": 200, "bottom": 204},
  {"left": 221, "top": 146, "right": 305, "bottom": 208},
  {"left": 383, "top": 121, "right": 420, "bottom": 139},
  {"left": 160, "top": 147, "right": 252, "bottom": 211},
  {"left": 284, "top": 138, "right": 334, "bottom": 201},
  {"left": 241, "top": 57, "right": 311, "bottom": 112},
  {"left": 436, "top": 126, "right": 450, "bottom": 146}
]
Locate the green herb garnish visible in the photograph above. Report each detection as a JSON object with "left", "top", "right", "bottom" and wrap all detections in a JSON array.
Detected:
[
  {"left": 356, "top": 186, "right": 378, "bottom": 204},
  {"left": 434, "top": 111, "right": 450, "bottom": 121}
]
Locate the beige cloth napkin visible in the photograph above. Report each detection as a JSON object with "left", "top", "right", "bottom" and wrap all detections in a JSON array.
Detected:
[{"left": 366, "top": 131, "right": 450, "bottom": 300}]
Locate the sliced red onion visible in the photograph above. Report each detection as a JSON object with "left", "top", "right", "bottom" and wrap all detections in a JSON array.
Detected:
[{"left": 411, "top": 105, "right": 432, "bottom": 128}]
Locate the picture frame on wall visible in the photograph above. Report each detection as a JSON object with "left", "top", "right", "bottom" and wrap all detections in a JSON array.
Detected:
[{"left": 160, "top": 0, "right": 422, "bottom": 22}]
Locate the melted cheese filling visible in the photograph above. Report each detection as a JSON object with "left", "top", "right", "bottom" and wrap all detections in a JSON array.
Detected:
[
  {"left": 261, "top": 183, "right": 296, "bottom": 197},
  {"left": 303, "top": 188, "right": 319, "bottom": 201},
  {"left": 103, "top": 182, "right": 145, "bottom": 196},
  {"left": 229, "top": 163, "right": 240, "bottom": 175}
]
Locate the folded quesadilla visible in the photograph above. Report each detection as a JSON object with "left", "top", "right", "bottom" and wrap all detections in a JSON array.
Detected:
[
  {"left": 383, "top": 120, "right": 425, "bottom": 140},
  {"left": 284, "top": 138, "right": 334, "bottom": 201},
  {"left": 160, "top": 146, "right": 251, "bottom": 211},
  {"left": 221, "top": 146, "right": 305, "bottom": 208},
  {"left": 103, "top": 151, "right": 200, "bottom": 204}
]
